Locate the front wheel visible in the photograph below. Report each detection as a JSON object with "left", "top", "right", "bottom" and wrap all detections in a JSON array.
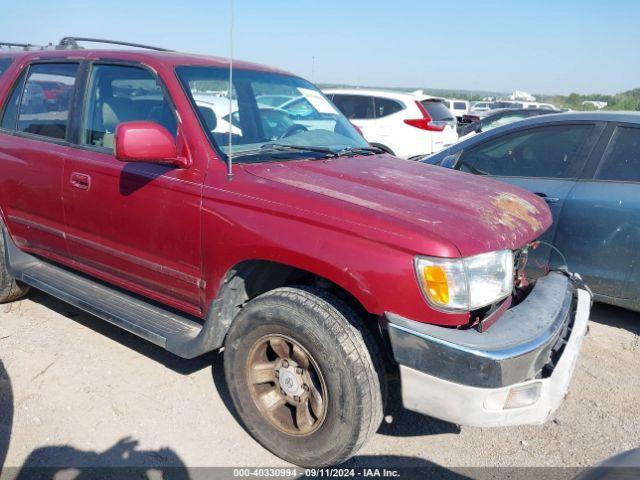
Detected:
[{"left": 224, "top": 287, "right": 384, "bottom": 466}]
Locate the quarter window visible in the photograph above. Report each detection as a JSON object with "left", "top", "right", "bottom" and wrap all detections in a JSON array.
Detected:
[
  {"left": 0, "top": 58, "right": 12, "bottom": 78},
  {"left": 16, "top": 63, "right": 79, "bottom": 140},
  {"left": 82, "top": 64, "right": 176, "bottom": 150},
  {"left": 1, "top": 73, "right": 25, "bottom": 130},
  {"left": 595, "top": 127, "right": 640, "bottom": 182},
  {"left": 459, "top": 125, "right": 593, "bottom": 178},
  {"left": 373, "top": 97, "right": 403, "bottom": 118}
]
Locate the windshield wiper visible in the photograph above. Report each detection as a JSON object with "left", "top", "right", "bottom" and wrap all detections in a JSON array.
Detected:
[
  {"left": 230, "top": 143, "right": 386, "bottom": 161},
  {"left": 260, "top": 143, "right": 339, "bottom": 157},
  {"left": 336, "top": 146, "right": 386, "bottom": 156}
]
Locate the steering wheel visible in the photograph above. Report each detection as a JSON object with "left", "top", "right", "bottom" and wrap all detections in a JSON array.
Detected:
[{"left": 279, "top": 124, "right": 308, "bottom": 139}]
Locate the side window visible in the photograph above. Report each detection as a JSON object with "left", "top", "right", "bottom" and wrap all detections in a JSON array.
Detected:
[
  {"left": 82, "top": 64, "right": 177, "bottom": 150},
  {"left": 373, "top": 97, "right": 403, "bottom": 118},
  {"left": 595, "top": 126, "right": 640, "bottom": 182},
  {"left": 1, "top": 73, "right": 25, "bottom": 130},
  {"left": 331, "top": 95, "right": 374, "bottom": 120},
  {"left": 0, "top": 58, "right": 13, "bottom": 78},
  {"left": 459, "top": 125, "right": 593, "bottom": 178},
  {"left": 16, "top": 63, "right": 79, "bottom": 140}
]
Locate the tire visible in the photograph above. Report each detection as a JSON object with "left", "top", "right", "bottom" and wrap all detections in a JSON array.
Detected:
[
  {"left": 0, "top": 226, "right": 30, "bottom": 304},
  {"left": 224, "top": 286, "right": 384, "bottom": 467},
  {"left": 370, "top": 143, "right": 395, "bottom": 155}
]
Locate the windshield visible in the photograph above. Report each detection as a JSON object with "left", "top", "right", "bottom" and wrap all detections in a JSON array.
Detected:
[{"left": 176, "top": 66, "right": 369, "bottom": 162}]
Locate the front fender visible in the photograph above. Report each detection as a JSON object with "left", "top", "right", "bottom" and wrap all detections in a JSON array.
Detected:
[{"left": 200, "top": 199, "right": 469, "bottom": 327}]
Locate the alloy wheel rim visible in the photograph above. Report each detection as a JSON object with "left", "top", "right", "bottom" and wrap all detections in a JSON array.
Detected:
[{"left": 246, "top": 334, "right": 328, "bottom": 436}]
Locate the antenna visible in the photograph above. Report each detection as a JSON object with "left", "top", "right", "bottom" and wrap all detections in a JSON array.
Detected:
[{"left": 227, "top": 0, "right": 235, "bottom": 181}]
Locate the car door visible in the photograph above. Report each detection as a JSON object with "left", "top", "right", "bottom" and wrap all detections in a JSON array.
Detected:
[
  {"left": 371, "top": 96, "right": 404, "bottom": 150},
  {"left": 554, "top": 123, "right": 640, "bottom": 301},
  {"left": 0, "top": 62, "right": 80, "bottom": 259},
  {"left": 456, "top": 122, "right": 603, "bottom": 276},
  {"left": 62, "top": 62, "right": 205, "bottom": 311},
  {"left": 330, "top": 94, "right": 376, "bottom": 142}
]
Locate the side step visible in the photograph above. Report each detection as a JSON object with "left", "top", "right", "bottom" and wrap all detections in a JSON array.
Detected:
[{"left": 3, "top": 228, "right": 221, "bottom": 359}]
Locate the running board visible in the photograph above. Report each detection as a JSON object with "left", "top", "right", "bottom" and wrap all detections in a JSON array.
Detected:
[{"left": 3, "top": 227, "right": 221, "bottom": 359}]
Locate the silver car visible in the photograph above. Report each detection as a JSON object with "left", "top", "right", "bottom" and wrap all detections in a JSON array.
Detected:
[{"left": 424, "top": 112, "right": 640, "bottom": 312}]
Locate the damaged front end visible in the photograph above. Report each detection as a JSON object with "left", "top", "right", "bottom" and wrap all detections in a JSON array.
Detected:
[{"left": 384, "top": 269, "right": 592, "bottom": 427}]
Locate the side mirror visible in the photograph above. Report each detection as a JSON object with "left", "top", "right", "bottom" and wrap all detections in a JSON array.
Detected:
[{"left": 115, "top": 121, "right": 188, "bottom": 168}]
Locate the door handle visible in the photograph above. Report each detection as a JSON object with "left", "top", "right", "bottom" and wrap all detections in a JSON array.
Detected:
[
  {"left": 70, "top": 172, "right": 91, "bottom": 191},
  {"left": 534, "top": 192, "right": 559, "bottom": 204}
]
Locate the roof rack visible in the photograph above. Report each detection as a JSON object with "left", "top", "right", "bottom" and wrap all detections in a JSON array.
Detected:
[
  {"left": 0, "top": 42, "right": 50, "bottom": 51},
  {"left": 57, "top": 37, "right": 173, "bottom": 52}
]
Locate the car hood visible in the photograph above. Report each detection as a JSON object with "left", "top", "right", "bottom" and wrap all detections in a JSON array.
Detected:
[{"left": 244, "top": 155, "right": 552, "bottom": 257}]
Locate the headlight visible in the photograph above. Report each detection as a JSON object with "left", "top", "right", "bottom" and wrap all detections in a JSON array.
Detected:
[{"left": 415, "top": 250, "right": 514, "bottom": 312}]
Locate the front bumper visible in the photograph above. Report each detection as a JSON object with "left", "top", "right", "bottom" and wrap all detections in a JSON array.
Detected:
[{"left": 386, "top": 272, "right": 591, "bottom": 427}]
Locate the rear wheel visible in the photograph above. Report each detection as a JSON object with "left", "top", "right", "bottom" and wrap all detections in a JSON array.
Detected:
[
  {"left": 0, "top": 226, "right": 29, "bottom": 303},
  {"left": 224, "top": 286, "right": 384, "bottom": 466}
]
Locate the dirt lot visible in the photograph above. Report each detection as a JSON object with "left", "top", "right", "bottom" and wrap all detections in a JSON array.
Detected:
[{"left": 1, "top": 289, "right": 639, "bottom": 478}]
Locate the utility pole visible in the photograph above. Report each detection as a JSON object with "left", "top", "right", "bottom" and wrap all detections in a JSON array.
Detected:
[{"left": 311, "top": 56, "right": 315, "bottom": 82}]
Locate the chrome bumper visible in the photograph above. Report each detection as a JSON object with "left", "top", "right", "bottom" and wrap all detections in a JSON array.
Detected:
[{"left": 386, "top": 273, "right": 591, "bottom": 427}]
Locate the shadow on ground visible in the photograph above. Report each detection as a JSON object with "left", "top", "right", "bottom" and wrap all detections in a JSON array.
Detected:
[
  {"left": 27, "top": 290, "right": 216, "bottom": 375},
  {"left": 0, "top": 359, "right": 13, "bottom": 471},
  {"left": 11, "top": 437, "right": 190, "bottom": 480},
  {"left": 589, "top": 302, "right": 640, "bottom": 335}
]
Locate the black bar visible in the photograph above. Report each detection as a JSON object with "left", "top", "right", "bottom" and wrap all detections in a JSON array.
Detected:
[{"left": 57, "top": 37, "right": 173, "bottom": 52}]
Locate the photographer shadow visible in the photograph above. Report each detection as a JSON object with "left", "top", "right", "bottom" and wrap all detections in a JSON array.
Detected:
[{"left": 13, "top": 437, "right": 190, "bottom": 480}]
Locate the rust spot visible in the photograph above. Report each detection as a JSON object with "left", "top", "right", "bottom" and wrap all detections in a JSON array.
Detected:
[{"left": 483, "top": 192, "right": 543, "bottom": 232}]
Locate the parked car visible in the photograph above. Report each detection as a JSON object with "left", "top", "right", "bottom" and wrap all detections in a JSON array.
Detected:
[
  {"left": 470, "top": 101, "right": 493, "bottom": 113},
  {"left": 457, "top": 108, "right": 557, "bottom": 138},
  {"left": 493, "top": 100, "right": 559, "bottom": 111},
  {"left": 324, "top": 88, "right": 458, "bottom": 157},
  {"left": 256, "top": 94, "right": 295, "bottom": 107},
  {"left": 0, "top": 39, "right": 591, "bottom": 467},
  {"left": 443, "top": 98, "right": 469, "bottom": 121},
  {"left": 424, "top": 112, "right": 640, "bottom": 312}
]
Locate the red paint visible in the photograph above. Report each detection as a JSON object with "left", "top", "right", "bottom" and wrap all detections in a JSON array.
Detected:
[
  {"left": 0, "top": 49, "right": 552, "bottom": 327},
  {"left": 404, "top": 101, "right": 446, "bottom": 132},
  {"left": 115, "top": 121, "right": 177, "bottom": 163}
]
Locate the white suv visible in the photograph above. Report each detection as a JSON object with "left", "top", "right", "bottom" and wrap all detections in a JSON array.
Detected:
[{"left": 324, "top": 89, "right": 458, "bottom": 158}]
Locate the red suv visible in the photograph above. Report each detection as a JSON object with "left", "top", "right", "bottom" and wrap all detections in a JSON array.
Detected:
[{"left": 0, "top": 39, "right": 591, "bottom": 466}]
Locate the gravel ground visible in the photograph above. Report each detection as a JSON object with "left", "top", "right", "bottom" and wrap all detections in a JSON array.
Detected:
[{"left": 0, "top": 289, "right": 638, "bottom": 478}]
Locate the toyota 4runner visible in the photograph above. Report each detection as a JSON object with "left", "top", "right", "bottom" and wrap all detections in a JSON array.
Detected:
[{"left": 0, "top": 39, "right": 591, "bottom": 467}]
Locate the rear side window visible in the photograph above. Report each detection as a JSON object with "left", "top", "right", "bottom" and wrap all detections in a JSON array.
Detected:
[
  {"left": 453, "top": 101, "right": 467, "bottom": 110},
  {"left": 82, "top": 64, "right": 177, "bottom": 150},
  {"left": 595, "top": 126, "right": 640, "bottom": 182},
  {"left": 331, "top": 95, "right": 374, "bottom": 120},
  {"left": 459, "top": 124, "right": 593, "bottom": 178},
  {"left": 420, "top": 100, "right": 454, "bottom": 121},
  {"left": 0, "top": 58, "right": 13, "bottom": 78},
  {"left": 373, "top": 97, "right": 403, "bottom": 118},
  {"left": 15, "top": 63, "right": 79, "bottom": 140}
]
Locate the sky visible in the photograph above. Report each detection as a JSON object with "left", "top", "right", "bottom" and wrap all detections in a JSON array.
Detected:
[{"left": 1, "top": 0, "right": 638, "bottom": 95}]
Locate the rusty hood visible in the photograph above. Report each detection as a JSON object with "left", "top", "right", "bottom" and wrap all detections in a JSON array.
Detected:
[{"left": 244, "top": 155, "right": 552, "bottom": 257}]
